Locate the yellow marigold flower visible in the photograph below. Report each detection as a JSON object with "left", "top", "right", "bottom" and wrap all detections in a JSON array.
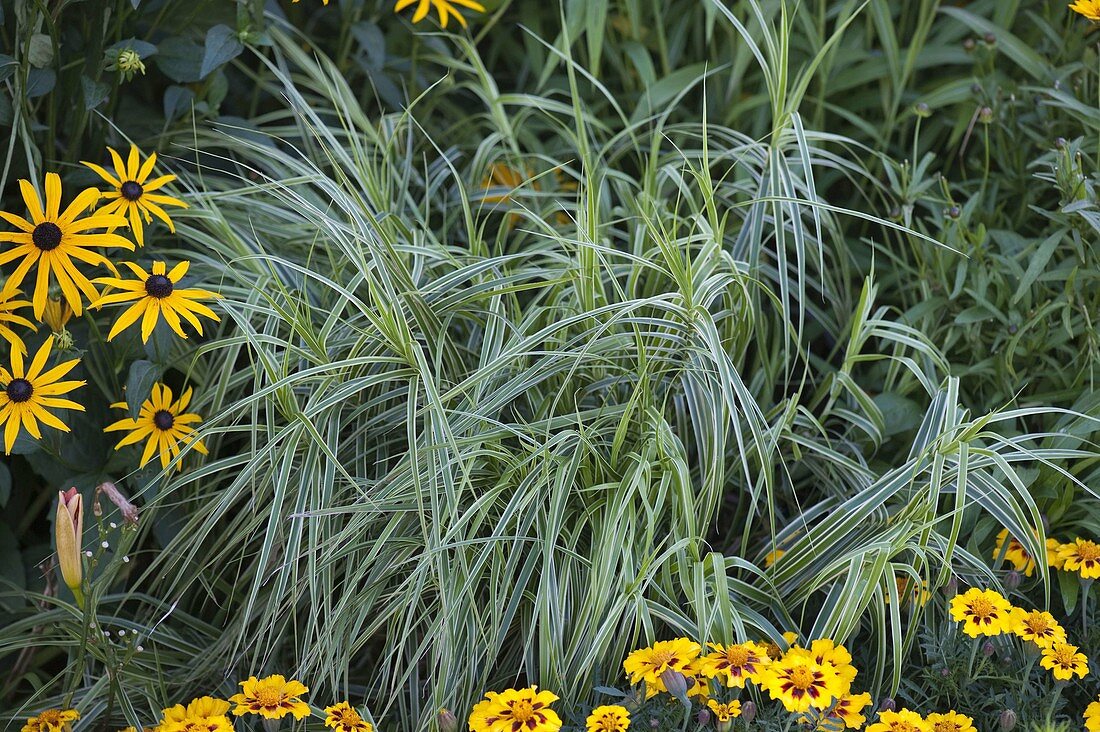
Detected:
[
  {"left": 158, "top": 697, "right": 234, "bottom": 732},
  {"left": 324, "top": 702, "right": 372, "bottom": 732},
  {"left": 93, "top": 260, "right": 220, "bottom": 342},
  {"left": 0, "top": 288, "right": 35, "bottom": 355},
  {"left": 586, "top": 705, "right": 629, "bottom": 732},
  {"left": 395, "top": 0, "right": 486, "bottom": 28},
  {"left": 480, "top": 163, "right": 529, "bottom": 204},
  {"left": 949, "top": 588, "right": 1012, "bottom": 637},
  {"left": 699, "top": 641, "right": 770, "bottom": 687},
  {"left": 886, "top": 576, "right": 930, "bottom": 606},
  {"left": 82, "top": 146, "right": 188, "bottom": 247},
  {"left": 926, "top": 711, "right": 975, "bottom": 732},
  {"left": 791, "top": 639, "right": 858, "bottom": 686},
  {"left": 759, "top": 653, "right": 843, "bottom": 713},
  {"left": 1047, "top": 538, "right": 1067, "bottom": 570},
  {"left": 0, "top": 335, "right": 84, "bottom": 453},
  {"left": 993, "top": 529, "right": 1036, "bottom": 576},
  {"left": 764, "top": 548, "right": 786, "bottom": 567},
  {"left": 1040, "top": 642, "right": 1089, "bottom": 680},
  {"left": 1057, "top": 538, "right": 1100, "bottom": 579},
  {"left": 230, "top": 675, "right": 310, "bottom": 720},
  {"left": 21, "top": 709, "right": 79, "bottom": 732},
  {"left": 683, "top": 658, "right": 711, "bottom": 699},
  {"left": 622, "top": 637, "right": 700, "bottom": 693},
  {"left": 828, "top": 692, "right": 872, "bottom": 729},
  {"left": 468, "top": 687, "right": 561, "bottom": 732},
  {"left": 104, "top": 382, "right": 207, "bottom": 470},
  {"left": 1085, "top": 696, "right": 1100, "bottom": 732},
  {"left": 762, "top": 631, "right": 800, "bottom": 660},
  {"left": 867, "top": 709, "right": 929, "bottom": 732},
  {"left": 1070, "top": 0, "right": 1100, "bottom": 21},
  {"left": 1010, "top": 608, "right": 1066, "bottom": 648},
  {"left": 706, "top": 700, "right": 741, "bottom": 722},
  {"left": 0, "top": 173, "right": 133, "bottom": 318},
  {"left": 40, "top": 295, "right": 73, "bottom": 334}
]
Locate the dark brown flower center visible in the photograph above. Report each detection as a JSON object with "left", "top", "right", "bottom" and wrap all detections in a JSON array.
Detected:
[
  {"left": 32, "top": 222, "right": 63, "bottom": 251},
  {"left": 120, "top": 181, "right": 144, "bottom": 201},
  {"left": 145, "top": 274, "right": 174, "bottom": 299},
  {"left": 153, "top": 410, "right": 174, "bottom": 430},
  {"left": 6, "top": 378, "right": 33, "bottom": 403}
]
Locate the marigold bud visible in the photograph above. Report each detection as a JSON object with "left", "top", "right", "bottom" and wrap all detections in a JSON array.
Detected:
[
  {"left": 697, "top": 709, "right": 712, "bottom": 726},
  {"left": 660, "top": 668, "right": 689, "bottom": 699},
  {"left": 1004, "top": 570, "right": 1021, "bottom": 591},
  {"left": 741, "top": 701, "right": 757, "bottom": 725},
  {"left": 438, "top": 708, "right": 457, "bottom": 732},
  {"left": 914, "top": 102, "right": 931, "bottom": 118},
  {"left": 55, "top": 488, "right": 84, "bottom": 605},
  {"left": 982, "top": 641, "right": 996, "bottom": 657},
  {"left": 978, "top": 106, "right": 994, "bottom": 124},
  {"left": 879, "top": 698, "right": 896, "bottom": 713},
  {"left": 999, "top": 710, "right": 1017, "bottom": 732}
]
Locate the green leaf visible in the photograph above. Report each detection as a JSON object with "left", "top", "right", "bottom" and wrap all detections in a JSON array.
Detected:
[
  {"left": 27, "top": 34, "right": 53, "bottom": 69},
  {"left": 155, "top": 37, "right": 204, "bottom": 83},
  {"left": 81, "top": 76, "right": 110, "bottom": 110},
  {"left": 126, "top": 360, "right": 162, "bottom": 418},
  {"left": 0, "top": 462, "right": 10, "bottom": 507},
  {"left": 200, "top": 25, "right": 244, "bottom": 80},
  {"left": 25, "top": 68, "right": 56, "bottom": 97},
  {"left": 163, "top": 85, "right": 195, "bottom": 121},
  {"left": 0, "top": 54, "right": 16, "bottom": 83},
  {"left": 1012, "top": 230, "right": 1064, "bottom": 304}
]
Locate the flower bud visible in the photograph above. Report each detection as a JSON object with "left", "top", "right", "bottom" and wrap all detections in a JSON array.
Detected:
[
  {"left": 963, "top": 38, "right": 976, "bottom": 51},
  {"left": 983, "top": 32, "right": 996, "bottom": 44},
  {"left": 1055, "top": 137, "right": 1067, "bottom": 150},
  {"left": 55, "top": 488, "right": 84, "bottom": 604},
  {"left": 649, "top": 718, "right": 659, "bottom": 729},
  {"left": 741, "top": 701, "right": 757, "bottom": 725},
  {"left": 943, "top": 576, "right": 959, "bottom": 597},
  {"left": 978, "top": 106, "right": 994, "bottom": 124},
  {"left": 999, "top": 710, "right": 1017, "bottom": 732},
  {"left": 1004, "top": 570, "right": 1021, "bottom": 591},
  {"left": 945, "top": 206, "right": 961, "bottom": 219},
  {"left": 879, "top": 698, "right": 896, "bottom": 713},
  {"left": 914, "top": 102, "right": 931, "bottom": 118},
  {"left": 982, "top": 641, "right": 996, "bottom": 657},
  {"left": 717, "top": 720, "right": 731, "bottom": 732},
  {"left": 438, "top": 709, "right": 457, "bottom": 732},
  {"left": 660, "top": 668, "right": 689, "bottom": 699},
  {"left": 96, "top": 481, "right": 139, "bottom": 524},
  {"left": 697, "top": 709, "right": 712, "bottom": 726}
]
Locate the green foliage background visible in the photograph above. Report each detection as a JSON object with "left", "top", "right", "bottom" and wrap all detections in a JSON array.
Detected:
[{"left": 1, "top": 0, "right": 1099, "bottom": 730}]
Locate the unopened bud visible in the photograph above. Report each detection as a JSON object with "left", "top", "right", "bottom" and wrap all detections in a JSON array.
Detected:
[
  {"left": 649, "top": 718, "right": 659, "bottom": 729},
  {"left": 914, "top": 102, "right": 931, "bottom": 118},
  {"left": 982, "top": 641, "right": 996, "bottom": 657},
  {"left": 1004, "top": 571, "right": 1021, "bottom": 591},
  {"left": 660, "top": 668, "right": 689, "bottom": 699},
  {"left": 940, "top": 667, "right": 950, "bottom": 677},
  {"left": 983, "top": 32, "right": 996, "bottom": 44},
  {"left": 978, "top": 106, "right": 994, "bottom": 124},
  {"left": 1055, "top": 137, "right": 1067, "bottom": 149},
  {"left": 999, "top": 710, "right": 1017, "bottom": 732},
  {"left": 438, "top": 708, "right": 457, "bottom": 732},
  {"left": 697, "top": 709, "right": 712, "bottom": 726},
  {"left": 963, "top": 38, "right": 976, "bottom": 52},
  {"left": 741, "top": 701, "right": 757, "bottom": 725},
  {"left": 946, "top": 206, "right": 961, "bottom": 219},
  {"left": 879, "top": 698, "right": 896, "bottom": 713},
  {"left": 55, "top": 489, "right": 84, "bottom": 606},
  {"left": 943, "top": 577, "right": 959, "bottom": 597}
]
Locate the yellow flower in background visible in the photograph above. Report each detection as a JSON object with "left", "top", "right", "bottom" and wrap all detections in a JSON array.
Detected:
[
  {"left": 0, "top": 336, "right": 84, "bottom": 453},
  {"left": 683, "top": 658, "right": 711, "bottom": 699},
  {"left": 1010, "top": 608, "right": 1066, "bottom": 648},
  {"left": 828, "top": 692, "right": 873, "bottom": 729},
  {"left": 394, "top": 0, "right": 486, "bottom": 29},
  {"left": 1040, "top": 642, "right": 1089, "bottom": 680},
  {"left": 993, "top": 529, "right": 1036, "bottom": 576},
  {"left": 759, "top": 653, "right": 843, "bottom": 712},
  {"left": 706, "top": 700, "right": 741, "bottom": 722},
  {"left": 949, "top": 588, "right": 1012, "bottom": 637},
  {"left": 468, "top": 687, "right": 561, "bottom": 732},
  {"left": 586, "top": 705, "right": 629, "bottom": 732},
  {"left": 764, "top": 548, "right": 786, "bottom": 567},
  {"left": 20, "top": 709, "right": 80, "bottom": 732},
  {"left": 886, "top": 576, "right": 931, "bottom": 606},
  {"left": 82, "top": 145, "right": 188, "bottom": 246},
  {"left": 1047, "top": 538, "right": 1067, "bottom": 569},
  {"left": 1085, "top": 696, "right": 1100, "bottom": 732},
  {"left": 622, "top": 637, "right": 700, "bottom": 693},
  {"left": 866, "top": 709, "right": 929, "bottom": 732},
  {"left": 0, "top": 289, "right": 35, "bottom": 354},
  {"left": 762, "top": 631, "right": 800, "bottom": 660},
  {"left": 229, "top": 675, "right": 310, "bottom": 720},
  {"left": 1070, "top": 0, "right": 1100, "bottom": 21},
  {"left": 158, "top": 697, "right": 234, "bottom": 732},
  {"left": 40, "top": 295, "right": 73, "bottom": 334},
  {"left": 1058, "top": 538, "right": 1100, "bottom": 579},
  {"left": 93, "top": 260, "right": 220, "bottom": 343},
  {"left": 480, "top": 162, "right": 528, "bottom": 204},
  {"left": 0, "top": 173, "right": 133, "bottom": 318},
  {"left": 324, "top": 702, "right": 372, "bottom": 732},
  {"left": 292, "top": 0, "right": 331, "bottom": 3},
  {"left": 104, "top": 383, "right": 207, "bottom": 470},
  {"left": 792, "top": 639, "right": 858, "bottom": 685},
  {"left": 926, "top": 711, "right": 976, "bottom": 732},
  {"left": 699, "top": 641, "right": 770, "bottom": 687}
]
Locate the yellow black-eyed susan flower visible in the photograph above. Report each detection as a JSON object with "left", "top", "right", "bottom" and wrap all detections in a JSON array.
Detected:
[
  {"left": 324, "top": 703, "right": 372, "bottom": 732},
  {"left": 92, "top": 261, "right": 220, "bottom": 343},
  {"left": 20, "top": 709, "right": 79, "bottom": 732},
  {"left": 157, "top": 697, "right": 234, "bottom": 732},
  {"left": 1070, "top": 0, "right": 1100, "bottom": 21},
  {"left": 0, "top": 336, "right": 84, "bottom": 453},
  {"left": 469, "top": 688, "right": 561, "bottom": 732},
  {"left": 395, "top": 0, "right": 485, "bottom": 28},
  {"left": 229, "top": 675, "right": 310, "bottom": 720},
  {"left": 104, "top": 383, "right": 207, "bottom": 470},
  {"left": 0, "top": 289, "right": 35, "bottom": 354},
  {"left": 0, "top": 173, "right": 133, "bottom": 318},
  {"left": 82, "top": 146, "right": 188, "bottom": 247}
]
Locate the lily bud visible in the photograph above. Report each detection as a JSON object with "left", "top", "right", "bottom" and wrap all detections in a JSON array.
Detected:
[
  {"left": 437, "top": 709, "right": 457, "bottom": 732},
  {"left": 660, "top": 668, "right": 689, "bottom": 699},
  {"left": 55, "top": 489, "right": 84, "bottom": 605},
  {"left": 999, "top": 710, "right": 1017, "bottom": 732},
  {"left": 741, "top": 701, "right": 757, "bottom": 725}
]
